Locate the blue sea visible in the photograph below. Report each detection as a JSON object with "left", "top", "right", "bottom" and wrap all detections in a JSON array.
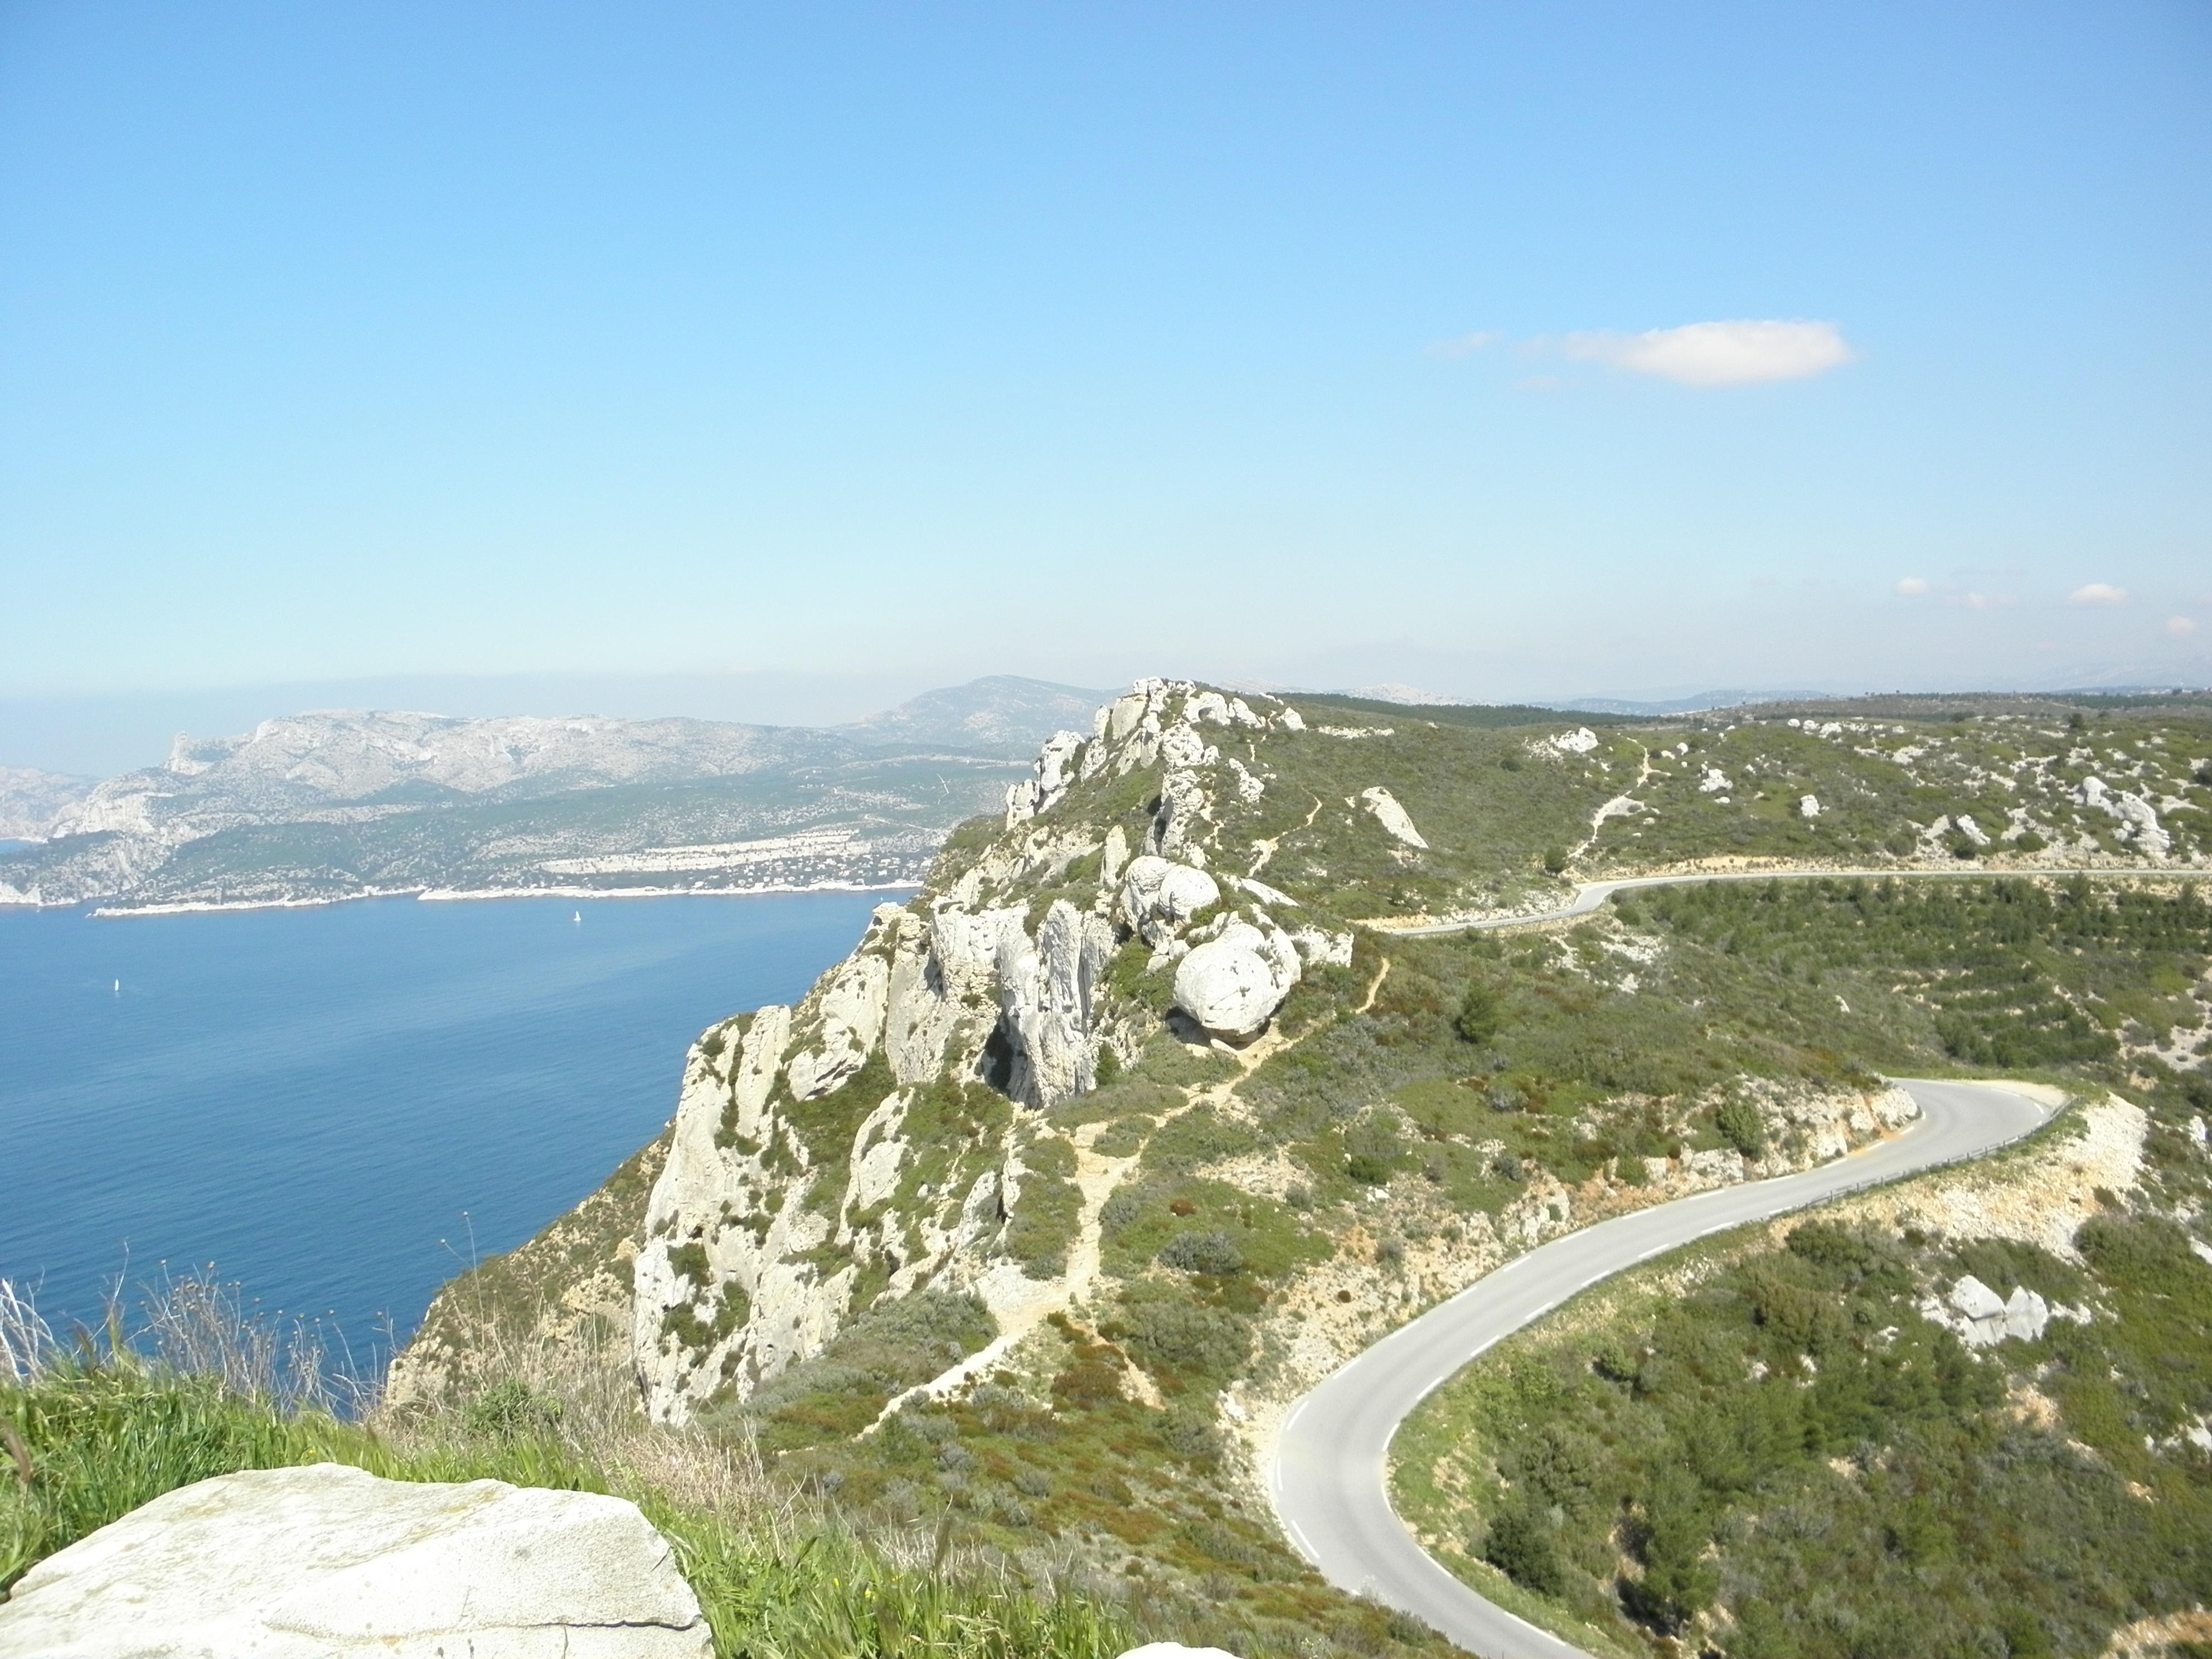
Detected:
[{"left": 0, "top": 892, "right": 895, "bottom": 1357}]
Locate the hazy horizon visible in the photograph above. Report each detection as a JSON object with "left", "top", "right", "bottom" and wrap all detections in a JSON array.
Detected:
[
  {"left": 3, "top": 4, "right": 2206, "bottom": 736},
  {"left": 8, "top": 659, "right": 2210, "bottom": 781}
]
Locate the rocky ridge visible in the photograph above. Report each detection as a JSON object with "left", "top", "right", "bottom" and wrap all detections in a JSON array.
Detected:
[
  {"left": 591, "top": 681, "right": 1933, "bottom": 1430},
  {"left": 385, "top": 678, "right": 2155, "bottom": 1656},
  {"left": 0, "top": 680, "right": 1105, "bottom": 909},
  {"left": 627, "top": 680, "right": 1343, "bottom": 1423}
]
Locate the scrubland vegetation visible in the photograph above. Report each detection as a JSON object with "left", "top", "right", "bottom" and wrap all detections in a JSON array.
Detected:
[
  {"left": 1395, "top": 1195, "right": 2212, "bottom": 1658},
  {"left": 9, "top": 688, "right": 2211, "bottom": 1658}
]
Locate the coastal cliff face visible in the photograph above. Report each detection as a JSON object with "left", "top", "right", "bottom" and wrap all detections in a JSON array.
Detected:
[
  {"left": 376, "top": 686, "right": 2212, "bottom": 1658},
  {"left": 613, "top": 679, "right": 1921, "bottom": 1427},
  {"left": 629, "top": 680, "right": 1332, "bottom": 1423}
]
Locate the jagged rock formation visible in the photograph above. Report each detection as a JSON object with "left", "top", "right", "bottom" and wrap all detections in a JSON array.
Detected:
[
  {"left": 2078, "top": 775, "right": 2172, "bottom": 857},
  {"left": 0, "top": 1464, "right": 710, "bottom": 1658},
  {"left": 630, "top": 680, "right": 1315, "bottom": 1424}
]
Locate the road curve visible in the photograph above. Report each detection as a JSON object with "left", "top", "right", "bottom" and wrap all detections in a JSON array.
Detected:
[{"left": 1270, "top": 1078, "right": 2059, "bottom": 1659}]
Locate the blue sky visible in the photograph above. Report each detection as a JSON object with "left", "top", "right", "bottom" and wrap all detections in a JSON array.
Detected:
[{"left": 2, "top": 1, "right": 2207, "bottom": 729}]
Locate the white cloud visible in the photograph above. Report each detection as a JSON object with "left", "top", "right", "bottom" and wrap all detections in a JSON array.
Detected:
[
  {"left": 1895, "top": 577, "right": 1932, "bottom": 596},
  {"left": 2167, "top": 615, "right": 2199, "bottom": 638},
  {"left": 1561, "top": 319, "right": 1856, "bottom": 387},
  {"left": 2067, "top": 583, "right": 2129, "bottom": 607},
  {"left": 1435, "top": 330, "right": 1501, "bottom": 358}
]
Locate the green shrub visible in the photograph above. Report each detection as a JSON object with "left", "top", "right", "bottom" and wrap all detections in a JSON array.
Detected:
[
  {"left": 462, "top": 1379, "right": 565, "bottom": 1442},
  {"left": 1157, "top": 1231, "right": 1244, "bottom": 1275},
  {"left": 1453, "top": 982, "right": 1503, "bottom": 1046},
  {"left": 1714, "top": 1096, "right": 1765, "bottom": 1157},
  {"left": 1480, "top": 1501, "right": 1564, "bottom": 1596},
  {"left": 1109, "top": 1285, "right": 1251, "bottom": 1385}
]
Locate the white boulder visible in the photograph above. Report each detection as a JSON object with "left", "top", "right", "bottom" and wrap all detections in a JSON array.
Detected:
[
  {"left": 1289, "top": 926, "right": 1354, "bottom": 966},
  {"left": 2003, "top": 1284, "right": 2050, "bottom": 1342},
  {"left": 1798, "top": 794, "right": 1821, "bottom": 818},
  {"left": 0, "top": 1463, "right": 711, "bottom": 1658},
  {"left": 2076, "top": 776, "right": 2172, "bottom": 856},
  {"left": 1118, "top": 1647, "right": 1245, "bottom": 1659},
  {"left": 1184, "top": 690, "right": 1231, "bottom": 726},
  {"left": 1172, "top": 921, "right": 1302, "bottom": 1039},
  {"left": 1230, "top": 873, "right": 1297, "bottom": 908},
  {"left": 1357, "top": 787, "right": 1429, "bottom": 849},
  {"left": 1120, "top": 855, "right": 1220, "bottom": 947},
  {"left": 1699, "top": 767, "right": 1730, "bottom": 795},
  {"left": 1938, "top": 1275, "right": 2049, "bottom": 1348}
]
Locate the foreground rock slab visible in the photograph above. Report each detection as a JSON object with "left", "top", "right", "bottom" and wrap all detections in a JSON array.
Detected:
[{"left": 0, "top": 1462, "right": 712, "bottom": 1658}]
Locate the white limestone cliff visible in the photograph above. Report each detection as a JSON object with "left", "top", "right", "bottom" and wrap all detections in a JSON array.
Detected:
[{"left": 630, "top": 680, "right": 1314, "bottom": 1423}]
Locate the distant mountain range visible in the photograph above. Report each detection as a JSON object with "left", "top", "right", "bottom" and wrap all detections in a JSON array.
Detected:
[
  {"left": 0, "top": 767, "right": 99, "bottom": 840},
  {"left": 0, "top": 676, "right": 1108, "bottom": 911}
]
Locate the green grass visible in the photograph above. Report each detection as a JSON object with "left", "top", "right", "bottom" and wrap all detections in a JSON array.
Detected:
[
  {"left": 1, "top": 1361, "right": 601, "bottom": 1595},
  {"left": 0, "top": 1354, "right": 1136, "bottom": 1659}
]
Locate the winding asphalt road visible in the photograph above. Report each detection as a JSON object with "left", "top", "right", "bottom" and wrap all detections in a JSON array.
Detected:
[{"left": 1270, "top": 1077, "right": 2059, "bottom": 1658}]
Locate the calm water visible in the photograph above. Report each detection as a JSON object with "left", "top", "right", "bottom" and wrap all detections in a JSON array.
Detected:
[{"left": 0, "top": 892, "right": 894, "bottom": 1352}]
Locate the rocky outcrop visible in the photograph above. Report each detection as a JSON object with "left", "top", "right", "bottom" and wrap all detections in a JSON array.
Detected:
[
  {"left": 2078, "top": 776, "right": 2172, "bottom": 856},
  {"left": 0, "top": 1463, "right": 710, "bottom": 1658},
  {"left": 623, "top": 680, "right": 1320, "bottom": 1421},
  {"left": 1533, "top": 726, "right": 1599, "bottom": 757},
  {"left": 997, "top": 899, "right": 1116, "bottom": 1105},
  {"left": 1923, "top": 1275, "right": 2051, "bottom": 1347},
  {"left": 1173, "top": 921, "right": 1303, "bottom": 1040},
  {"left": 785, "top": 952, "right": 890, "bottom": 1100},
  {"left": 1005, "top": 730, "right": 1086, "bottom": 826},
  {"left": 1358, "top": 787, "right": 1428, "bottom": 849},
  {"left": 1120, "top": 855, "right": 1221, "bottom": 948},
  {"left": 633, "top": 1002, "right": 848, "bottom": 1425}
]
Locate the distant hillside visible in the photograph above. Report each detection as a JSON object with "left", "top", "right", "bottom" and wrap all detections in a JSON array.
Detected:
[
  {"left": 0, "top": 678, "right": 1112, "bottom": 911},
  {"left": 841, "top": 675, "right": 1111, "bottom": 752},
  {"left": 0, "top": 767, "right": 97, "bottom": 839},
  {"left": 1294, "top": 692, "right": 1647, "bottom": 730}
]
